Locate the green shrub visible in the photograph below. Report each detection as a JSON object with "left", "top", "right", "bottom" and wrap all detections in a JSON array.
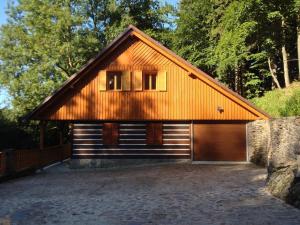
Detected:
[
  {"left": 252, "top": 82, "right": 300, "bottom": 118},
  {"left": 279, "top": 90, "right": 300, "bottom": 117}
]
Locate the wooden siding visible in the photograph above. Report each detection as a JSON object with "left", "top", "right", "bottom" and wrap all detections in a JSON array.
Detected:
[
  {"left": 43, "top": 37, "right": 261, "bottom": 121},
  {"left": 72, "top": 122, "right": 191, "bottom": 159}
]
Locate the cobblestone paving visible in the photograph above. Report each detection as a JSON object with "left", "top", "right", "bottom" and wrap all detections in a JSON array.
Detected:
[{"left": 0, "top": 163, "right": 299, "bottom": 225}]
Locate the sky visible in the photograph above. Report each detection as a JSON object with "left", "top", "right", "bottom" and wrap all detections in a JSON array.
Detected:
[
  {"left": 0, "top": 0, "right": 9, "bottom": 108},
  {"left": 0, "top": 0, "right": 179, "bottom": 108}
]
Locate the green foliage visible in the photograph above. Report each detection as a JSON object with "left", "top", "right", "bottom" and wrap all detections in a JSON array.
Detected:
[
  {"left": 174, "top": 0, "right": 299, "bottom": 98},
  {"left": 252, "top": 82, "right": 300, "bottom": 117},
  {"left": 174, "top": 0, "right": 213, "bottom": 71},
  {"left": 0, "top": 108, "right": 37, "bottom": 148}
]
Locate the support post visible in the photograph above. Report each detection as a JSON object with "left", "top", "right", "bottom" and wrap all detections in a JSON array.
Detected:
[
  {"left": 59, "top": 130, "right": 63, "bottom": 146},
  {"left": 57, "top": 122, "right": 65, "bottom": 162},
  {"left": 39, "top": 121, "right": 47, "bottom": 169},
  {"left": 39, "top": 121, "right": 46, "bottom": 150}
]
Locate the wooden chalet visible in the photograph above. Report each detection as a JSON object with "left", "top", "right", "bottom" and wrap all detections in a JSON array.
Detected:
[{"left": 27, "top": 25, "right": 270, "bottom": 166}]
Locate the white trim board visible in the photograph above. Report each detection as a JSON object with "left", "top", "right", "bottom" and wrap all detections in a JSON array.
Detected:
[{"left": 192, "top": 161, "right": 251, "bottom": 165}]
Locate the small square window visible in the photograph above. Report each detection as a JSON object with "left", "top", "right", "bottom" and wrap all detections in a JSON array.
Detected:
[
  {"left": 107, "top": 71, "right": 122, "bottom": 90},
  {"left": 143, "top": 71, "right": 157, "bottom": 90}
]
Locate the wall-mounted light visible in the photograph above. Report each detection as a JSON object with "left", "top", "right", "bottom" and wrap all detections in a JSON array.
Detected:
[
  {"left": 217, "top": 106, "right": 224, "bottom": 113},
  {"left": 188, "top": 72, "right": 198, "bottom": 79}
]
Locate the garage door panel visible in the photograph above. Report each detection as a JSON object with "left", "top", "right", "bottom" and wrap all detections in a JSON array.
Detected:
[{"left": 193, "top": 123, "right": 246, "bottom": 161}]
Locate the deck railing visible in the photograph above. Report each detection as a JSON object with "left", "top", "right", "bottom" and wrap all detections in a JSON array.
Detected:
[{"left": 0, "top": 143, "right": 71, "bottom": 178}]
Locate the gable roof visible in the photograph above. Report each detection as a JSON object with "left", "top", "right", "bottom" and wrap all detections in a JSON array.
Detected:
[{"left": 25, "top": 25, "right": 270, "bottom": 120}]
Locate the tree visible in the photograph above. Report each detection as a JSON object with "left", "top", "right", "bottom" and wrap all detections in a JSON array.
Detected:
[
  {"left": 174, "top": 0, "right": 299, "bottom": 98},
  {"left": 295, "top": 0, "right": 300, "bottom": 79},
  {"left": 0, "top": 0, "right": 100, "bottom": 118},
  {"left": 174, "top": 0, "right": 214, "bottom": 72},
  {"left": 105, "top": 0, "right": 175, "bottom": 47}
]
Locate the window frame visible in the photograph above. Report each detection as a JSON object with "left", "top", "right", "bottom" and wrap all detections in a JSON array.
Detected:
[
  {"left": 143, "top": 71, "right": 158, "bottom": 91},
  {"left": 106, "top": 71, "right": 122, "bottom": 91}
]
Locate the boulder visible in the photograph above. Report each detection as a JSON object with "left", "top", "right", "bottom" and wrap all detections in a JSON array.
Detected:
[{"left": 267, "top": 163, "right": 298, "bottom": 199}]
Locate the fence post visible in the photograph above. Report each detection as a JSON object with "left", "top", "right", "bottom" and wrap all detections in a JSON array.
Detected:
[{"left": 0, "top": 151, "right": 5, "bottom": 177}]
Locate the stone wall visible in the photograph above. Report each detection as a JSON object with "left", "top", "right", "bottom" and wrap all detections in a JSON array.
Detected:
[
  {"left": 247, "top": 120, "right": 270, "bottom": 166},
  {"left": 247, "top": 117, "right": 300, "bottom": 208}
]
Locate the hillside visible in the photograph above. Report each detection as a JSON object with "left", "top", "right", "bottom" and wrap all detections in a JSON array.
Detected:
[{"left": 251, "top": 82, "right": 300, "bottom": 118}]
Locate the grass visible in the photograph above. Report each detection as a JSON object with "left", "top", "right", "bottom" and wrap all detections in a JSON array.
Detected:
[{"left": 251, "top": 82, "right": 300, "bottom": 118}]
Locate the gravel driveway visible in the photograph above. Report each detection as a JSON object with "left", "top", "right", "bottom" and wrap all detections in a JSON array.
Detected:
[{"left": 0, "top": 163, "right": 299, "bottom": 225}]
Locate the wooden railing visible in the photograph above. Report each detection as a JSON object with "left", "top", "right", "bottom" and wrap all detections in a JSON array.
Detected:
[{"left": 0, "top": 143, "right": 71, "bottom": 177}]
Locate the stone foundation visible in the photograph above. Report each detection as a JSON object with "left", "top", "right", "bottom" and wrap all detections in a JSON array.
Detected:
[
  {"left": 70, "top": 158, "right": 191, "bottom": 169},
  {"left": 247, "top": 117, "right": 300, "bottom": 208}
]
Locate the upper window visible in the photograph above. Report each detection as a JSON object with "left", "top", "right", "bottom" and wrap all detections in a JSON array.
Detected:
[
  {"left": 143, "top": 71, "right": 157, "bottom": 90},
  {"left": 107, "top": 71, "right": 122, "bottom": 90}
]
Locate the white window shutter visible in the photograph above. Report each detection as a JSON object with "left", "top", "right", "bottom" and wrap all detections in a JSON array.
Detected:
[
  {"left": 157, "top": 70, "right": 167, "bottom": 91},
  {"left": 99, "top": 70, "right": 106, "bottom": 91},
  {"left": 133, "top": 70, "right": 143, "bottom": 91},
  {"left": 122, "top": 71, "right": 131, "bottom": 91}
]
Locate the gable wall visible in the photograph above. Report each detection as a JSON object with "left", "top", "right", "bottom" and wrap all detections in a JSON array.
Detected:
[{"left": 42, "top": 37, "right": 260, "bottom": 121}]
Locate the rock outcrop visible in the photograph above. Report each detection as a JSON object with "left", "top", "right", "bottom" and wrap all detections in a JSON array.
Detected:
[{"left": 247, "top": 117, "right": 300, "bottom": 208}]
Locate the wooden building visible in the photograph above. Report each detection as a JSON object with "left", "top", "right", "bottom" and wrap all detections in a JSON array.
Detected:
[{"left": 27, "top": 25, "right": 270, "bottom": 166}]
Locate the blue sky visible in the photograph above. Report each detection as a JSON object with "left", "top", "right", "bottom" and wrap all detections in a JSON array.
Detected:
[
  {"left": 0, "top": 0, "right": 178, "bottom": 108},
  {"left": 0, "top": 1, "right": 8, "bottom": 25},
  {"left": 0, "top": 0, "right": 9, "bottom": 108}
]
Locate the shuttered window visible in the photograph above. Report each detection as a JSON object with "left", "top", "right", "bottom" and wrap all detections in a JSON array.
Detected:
[
  {"left": 142, "top": 70, "right": 167, "bottom": 91},
  {"left": 107, "top": 71, "right": 122, "bottom": 90},
  {"left": 143, "top": 71, "right": 157, "bottom": 90},
  {"left": 103, "top": 123, "right": 119, "bottom": 145},
  {"left": 146, "top": 123, "right": 163, "bottom": 145}
]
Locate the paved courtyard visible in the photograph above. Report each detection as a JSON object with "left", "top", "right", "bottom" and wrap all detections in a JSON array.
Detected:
[{"left": 0, "top": 163, "right": 299, "bottom": 225}]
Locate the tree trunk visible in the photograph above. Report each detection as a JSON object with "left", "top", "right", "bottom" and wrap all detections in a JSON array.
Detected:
[
  {"left": 297, "top": 26, "right": 300, "bottom": 80},
  {"left": 268, "top": 57, "right": 281, "bottom": 89},
  {"left": 282, "top": 45, "right": 290, "bottom": 87},
  {"left": 234, "top": 66, "right": 239, "bottom": 93},
  {"left": 281, "top": 19, "right": 290, "bottom": 87}
]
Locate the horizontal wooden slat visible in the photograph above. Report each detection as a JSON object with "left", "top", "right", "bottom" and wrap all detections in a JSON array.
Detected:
[
  {"left": 72, "top": 155, "right": 191, "bottom": 159},
  {"left": 73, "top": 140, "right": 103, "bottom": 144},
  {"left": 119, "top": 140, "right": 146, "bottom": 144},
  {"left": 73, "top": 135, "right": 102, "bottom": 139},
  {"left": 72, "top": 122, "right": 191, "bottom": 159},
  {"left": 119, "top": 124, "right": 146, "bottom": 126},
  {"left": 73, "top": 130, "right": 102, "bottom": 135},
  {"left": 163, "top": 140, "right": 190, "bottom": 145},
  {"left": 74, "top": 124, "right": 103, "bottom": 127},
  {"left": 73, "top": 150, "right": 190, "bottom": 154},
  {"left": 163, "top": 130, "right": 189, "bottom": 135},
  {"left": 73, "top": 145, "right": 189, "bottom": 150}
]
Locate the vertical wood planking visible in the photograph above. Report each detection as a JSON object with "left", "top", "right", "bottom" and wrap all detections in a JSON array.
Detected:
[{"left": 48, "top": 38, "right": 260, "bottom": 121}]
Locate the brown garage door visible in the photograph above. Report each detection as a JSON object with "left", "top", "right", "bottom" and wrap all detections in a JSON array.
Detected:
[{"left": 193, "top": 123, "right": 246, "bottom": 161}]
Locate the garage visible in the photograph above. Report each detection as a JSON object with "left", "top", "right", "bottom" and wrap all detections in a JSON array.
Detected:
[{"left": 193, "top": 122, "right": 247, "bottom": 161}]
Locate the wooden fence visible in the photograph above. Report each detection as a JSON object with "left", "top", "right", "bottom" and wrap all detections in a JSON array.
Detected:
[{"left": 0, "top": 143, "right": 71, "bottom": 177}]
